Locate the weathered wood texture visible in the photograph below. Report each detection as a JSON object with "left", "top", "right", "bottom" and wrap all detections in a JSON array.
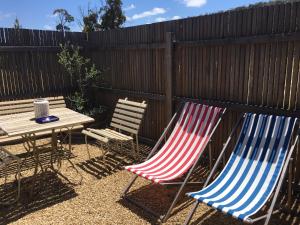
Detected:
[
  {"left": 2, "top": 2, "right": 300, "bottom": 183},
  {"left": 0, "top": 28, "right": 87, "bottom": 100},
  {"left": 87, "top": 1, "right": 300, "bottom": 183}
]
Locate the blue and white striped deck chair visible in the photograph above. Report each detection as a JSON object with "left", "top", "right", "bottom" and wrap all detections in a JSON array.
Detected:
[{"left": 184, "top": 113, "right": 299, "bottom": 225}]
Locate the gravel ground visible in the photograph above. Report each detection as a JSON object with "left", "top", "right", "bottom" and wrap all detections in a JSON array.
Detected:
[{"left": 0, "top": 139, "right": 299, "bottom": 225}]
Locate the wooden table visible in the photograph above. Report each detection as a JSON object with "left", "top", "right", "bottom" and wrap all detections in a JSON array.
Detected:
[{"left": 0, "top": 108, "right": 94, "bottom": 183}]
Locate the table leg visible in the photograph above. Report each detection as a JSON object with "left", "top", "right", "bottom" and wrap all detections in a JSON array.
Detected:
[
  {"left": 20, "top": 133, "right": 44, "bottom": 197},
  {"left": 21, "top": 134, "right": 44, "bottom": 177},
  {"left": 49, "top": 129, "right": 82, "bottom": 185}
]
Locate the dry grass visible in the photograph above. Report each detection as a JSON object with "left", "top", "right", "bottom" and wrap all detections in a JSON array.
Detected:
[{"left": 0, "top": 139, "right": 299, "bottom": 225}]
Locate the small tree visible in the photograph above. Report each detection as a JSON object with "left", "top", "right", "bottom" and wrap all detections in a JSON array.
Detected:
[
  {"left": 53, "top": 9, "right": 74, "bottom": 32},
  {"left": 57, "top": 44, "right": 107, "bottom": 116},
  {"left": 13, "top": 17, "right": 21, "bottom": 29},
  {"left": 80, "top": 7, "right": 101, "bottom": 32},
  {"left": 100, "top": 0, "right": 126, "bottom": 30}
]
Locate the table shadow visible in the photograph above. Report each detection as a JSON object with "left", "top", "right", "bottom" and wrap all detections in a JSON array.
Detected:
[{"left": 0, "top": 171, "right": 77, "bottom": 225}]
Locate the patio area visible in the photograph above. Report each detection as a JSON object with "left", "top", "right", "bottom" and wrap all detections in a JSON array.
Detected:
[
  {"left": 1, "top": 1, "right": 300, "bottom": 225},
  {"left": 0, "top": 140, "right": 298, "bottom": 225}
]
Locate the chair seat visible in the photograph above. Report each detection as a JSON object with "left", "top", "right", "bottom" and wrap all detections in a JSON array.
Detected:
[
  {"left": 84, "top": 128, "right": 133, "bottom": 143},
  {"left": 82, "top": 98, "right": 146, "bottom": 159}
]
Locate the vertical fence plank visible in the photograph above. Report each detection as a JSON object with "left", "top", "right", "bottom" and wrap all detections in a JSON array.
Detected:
[{"left": 165, "top": 32, "right": 174, "bottom": 122}]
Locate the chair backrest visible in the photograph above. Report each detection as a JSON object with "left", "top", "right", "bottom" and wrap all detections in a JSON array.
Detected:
[
  {"left": 110, "top": 98, "right": 147, "bottom": 135},
  {"left": 233, "top": 113, "right": 296, "bottom": 161},
  {"left": 0, "top": 96, "right": 66, "bottom": 116},
  {"left": 187, "top": 113, "right": 297, "bottom": 222},
  {"left": 125, "top": 102, "right": 225, "bottom": 183}
]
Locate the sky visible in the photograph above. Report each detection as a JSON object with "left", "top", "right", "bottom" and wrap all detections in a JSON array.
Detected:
[{"left": 0, "top": 0, "right": 267, "bottom": 31}]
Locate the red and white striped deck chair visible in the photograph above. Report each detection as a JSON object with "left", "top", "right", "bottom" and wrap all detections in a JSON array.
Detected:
[{"left": 121, "top": 102, "right": 226, "bottom": 222}]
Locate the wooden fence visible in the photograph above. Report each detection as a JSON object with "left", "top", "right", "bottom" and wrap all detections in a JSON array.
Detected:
[
  {"left": 87, "top": 1, "right": 300, "bottom": 183},
  {"left": 0, "top": 28, "right": 87, "bottom": 100},
  {"left": 1, "top": 1, "right": 300, "bottom": 183}
]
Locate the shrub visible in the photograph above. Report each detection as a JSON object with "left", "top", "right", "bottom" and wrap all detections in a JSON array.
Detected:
[{"left": 57, "top": 43, "right": 107, "bottom": 117}]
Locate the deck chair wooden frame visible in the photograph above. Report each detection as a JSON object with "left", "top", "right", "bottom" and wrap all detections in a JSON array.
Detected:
[
  {"left": 184, "top": 113, "right": 299, "bottom": 225},
  {"left": 82, "top": 98, "right": 147, "bottom": 159},
  {"left": 121, "top": 102, "right": 226, "bottom": 223}
]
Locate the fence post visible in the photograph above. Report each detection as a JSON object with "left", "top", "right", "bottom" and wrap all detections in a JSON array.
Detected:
[{"left": 165, "top": 32, "right": 174, "bottom": 122}]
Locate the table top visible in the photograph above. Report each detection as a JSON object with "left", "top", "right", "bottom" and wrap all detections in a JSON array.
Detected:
[{"left": 0, "top": 108, "right": 94, "bottom": 137}]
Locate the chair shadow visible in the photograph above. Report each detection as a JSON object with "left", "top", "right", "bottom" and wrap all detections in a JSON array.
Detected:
[
  {"left": 76, "top": 142, "right": 153, "bottom": 180},
  {"left": 117, "top": 164, "right": 209, "bottom": 224},
  {"left": 189, "top": 193, "right": 300, "bottom": 225},
  {"left": 76, "top": 153, "right": 132, "bottom": 179},
  {"left": 118, "top": 183, "right": 171, "bottom": 224},
  {"left": 0, "top": 171, "right": 77, "bottom": 225}
]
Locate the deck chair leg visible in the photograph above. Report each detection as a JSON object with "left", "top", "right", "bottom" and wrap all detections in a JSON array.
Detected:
[
  {"left": 161, "top": 171, "right": 195, "bottom": 222},
  {"left": 222, "top": 152, "right": 226, "bottom": 167},
  {"left": 85, "top": 135, "right": 91, "bottom": 160},
  {"left": 136, "top": 134, "right": 139, "bottom": 157},
  {"left": 101, "top": 143, "right": 107, "bottom": 166},
  {"left": 184, "top": 201, "right": 200, "bottom": 225},
  {"left": 264, "top": 134, "right": 299, "bottom": 225},
  {"left": 68, "top": 130, "right": 72, "bottom": 152},
  {"left": 121, "top": 174, "right": 139, "bottom": 197},
  {"left": 131, "top": 140, "right": 136, "bottom": 159},
  {"left": 209, "top": 141, "right": 212, "bottom": 171},
  {"left": 162, "top": 140, "right": 209, "bottom": 223},
  {"left": 288, "top": 158, "right": 293, "bottom": 208}
]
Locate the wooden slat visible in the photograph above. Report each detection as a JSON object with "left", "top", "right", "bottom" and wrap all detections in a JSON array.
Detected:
[
  {"left": 0, "top": 107, "right": 67, "bottom": 121},
  {"left": 115, "top": 103, "right": 145, "bottom": 113},
  {"left": 112, "top": 113, "right": 142, "bottom": 124},
  {"left": 111, "top": 118, "right": 140, "bottom": 130},
  {"left": 114, "top": 108, "right": 143, "bottom": 119},
  {"left": 0, "top": 107, "right": 34, "bottom": 115},
  {"left": 82, "top": 130, "right": 109, "bottom": 143},
  {"left": 110, "top": 123, "right": 138, "bottom": 134},
  {"left": 0, "top": 103, "right": 66, "bottom": 116},
  {"left": 118, "top": 99, "right": 147, "bottom": 108},
  {"left": 104, "top": 128, "right": 133, "bottom": 139},
  {"left": 87, "top": 128, "right": 132, "bottom": 141},
  {"left": 0, "top": 100, "right": 65, "bottom": 110}
]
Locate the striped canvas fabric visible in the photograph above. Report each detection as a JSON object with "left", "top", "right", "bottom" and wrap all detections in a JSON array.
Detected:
[
  {"left": 125, "top": 102, "right": 224, "bottom": 183},
  {"left": 188, "top": 113, "right": 297, "bottom": 223}
]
